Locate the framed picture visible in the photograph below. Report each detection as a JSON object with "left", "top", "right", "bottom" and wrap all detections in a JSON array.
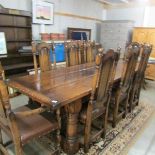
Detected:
[
  {"left": 32, "top": 0, "right": 54, "bottom": 25},
  {"left": 67, "top": 27, "right": 91, "bottom": 40},
  {"left": 0, "top": 32, "right": 7, "bottom": 55}
]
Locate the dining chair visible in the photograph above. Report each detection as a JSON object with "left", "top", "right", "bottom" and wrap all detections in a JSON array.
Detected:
[
  {"left": 110, "top": 43, "right": 140, "bottom": 128},
  {"left": 0, "top": 74, "right": 61, "bottom": 155},
  {"left": 65, "top": 41, "right": 80, "bottom": 67},
  {"left": 65, "top": 41, "right": 96, "bottom": 67},
  {"left": 32, "top": 42, "right": 56, "bottom": 74},
  {"left": 79, "top": 48, "right": 120, "bottom": 152},
  {"left": 129, "top": 44, "right": 152, "bottom": 112}
]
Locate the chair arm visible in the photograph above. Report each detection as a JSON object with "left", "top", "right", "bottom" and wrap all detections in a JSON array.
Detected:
[{"left": 15, "top": 106, "right": 48, "bottom": 117}]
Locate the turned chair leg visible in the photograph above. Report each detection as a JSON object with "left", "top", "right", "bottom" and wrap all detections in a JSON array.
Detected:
[
  {"left": 112, "top": 103, "right": 118, "bottom": 128},
  {"left": 84, "top": 144, "right": 90, "bottom": 153},
  {"left": 129, "top": 93, "right": 134, "bottom": 113},
  {"left": 101, "top": 107, "right": 108, "bottom": 138},
  {"left": 13, "top": 138, "right": 24, "bottom": 155},
  {"left": 0, "top": 128, "right": 4, "bottom": 155},
  {"left": 56, "top": 109, "right": 61, "bottom": 154},
  {"left": 0, "top": 129, "right": 3, "bottom": 145},
  {"left": 84, "top": 116, "right": 92, "bottom": 153},
  {"left": 112, "top": 121, "right": 116, "bottom": 128}
]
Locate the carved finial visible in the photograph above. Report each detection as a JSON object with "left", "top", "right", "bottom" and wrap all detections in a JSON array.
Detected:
[
  {"left": 96, "top": 48, "right": 103, "bottom": 66},
  {"left": 31, "top": 42, "right": 36, "bottom": 54}
]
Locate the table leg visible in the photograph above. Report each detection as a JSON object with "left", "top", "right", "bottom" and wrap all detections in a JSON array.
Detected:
[{"left": 63, "top": 99, "right": 82, "bottom": 155}]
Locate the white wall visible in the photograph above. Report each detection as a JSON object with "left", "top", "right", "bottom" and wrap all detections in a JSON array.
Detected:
[
  {"left": 0, "top": 0, "right": 105, "bottom": 40},
  {"left": 106, "top": 6, "right": 155, "bottom": 27},
  {"left": 106, "top": 7, "right": 145, "bottom": 26},
  {"left": 143, "top": 6, "right": 155, "bottom": 27},
  {"left": 0, "top": 0, "right": 32, "bottom": 11}
]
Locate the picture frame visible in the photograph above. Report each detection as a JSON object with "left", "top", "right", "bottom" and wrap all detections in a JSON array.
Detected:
[
  {"left": 0, "top": 32, "right": 7, "bottom": 55},
  {"left": 67, "top": 27, "right": 91, "bottom": 40},
  {"left": 32, "top": 0, "right": 54, "bottom": 25}
]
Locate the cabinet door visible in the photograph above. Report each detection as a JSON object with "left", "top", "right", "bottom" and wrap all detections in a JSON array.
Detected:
[
  {"left": 145, "top": 64, "right": 155, "bottom": 80},
  {"left": 132, "top": 29, "right": 148, "bottom": 44},
  {"left": 147, "top": 29, "right": 155, "bottom": 57}
]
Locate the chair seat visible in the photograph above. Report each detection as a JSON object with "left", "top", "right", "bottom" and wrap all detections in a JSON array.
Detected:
[
  {"left": 14, "top": 106, "right": 58, "bottom": 145},
  {"left": 80, "top": 105, "right": 106, "bottom": 123}
]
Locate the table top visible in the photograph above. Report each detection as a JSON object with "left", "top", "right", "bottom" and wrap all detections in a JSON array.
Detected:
[{"left": 7, "top": 61, "right": 124, "bottom": 109}]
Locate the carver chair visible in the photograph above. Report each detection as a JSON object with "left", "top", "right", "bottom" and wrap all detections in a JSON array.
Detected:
[
  {"left": 79, "top": 48, "right": 120, "bottom": 152},
  {"left": 0, "top": 75, "right": 61, "bottom": 155},
  {"left": 129, "top": 44, "right": 152, "bottom": 111},
  {"left": 110, "top": 43, "right": 140, "bottom": 128}
]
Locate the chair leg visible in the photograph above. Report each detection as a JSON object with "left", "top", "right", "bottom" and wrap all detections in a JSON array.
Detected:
[
  {"left": 101, "top": 104, "right": 109, "bottom": 138},
  {"left": 123, "top": 95, "right": 129, "bottom": 119},
  {"left": 112, "top": 102, "right": 118, "bottom": 128},
  {"left": 9, "top": 113, "right": 24, "bottom": 155},
  {"left": 13, "top": 141, "right": 23, "bottom": 155},
  {"left": 129, "top": 92, "right": 134, "bottom": 113},
  {"left": 0, "top": 129, "right": 3, "bottom": 145},
  {"left": 0, "top": 129, "right": 4, "bottom": 155},
  {"left": 84, "top": 106, "right": 93, "bottom": 153},
  {"left": 56, "top": 109, "right": 61, "bottom": 154},
  {"left": 112, "top": 121, "right": 116, "bottom": 128},
  {"left": 84, "top": 119, "right": 91, "bottom": 153},
  {"left": 84, "top": 144, "right": 90, "bottom": 153}
]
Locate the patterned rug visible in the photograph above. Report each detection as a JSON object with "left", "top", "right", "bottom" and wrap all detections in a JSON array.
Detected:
[{"left": 6, "top": 102, "right": 155, "bottom": 155}]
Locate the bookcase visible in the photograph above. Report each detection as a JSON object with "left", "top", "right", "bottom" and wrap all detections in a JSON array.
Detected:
[{"left": 0, "top": 6, "right": 33, "bottom": 76}]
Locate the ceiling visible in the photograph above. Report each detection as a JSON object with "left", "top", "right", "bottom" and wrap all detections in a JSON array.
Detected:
[{"left": 96, "top": 0, "right": 155, "bottom": 8}]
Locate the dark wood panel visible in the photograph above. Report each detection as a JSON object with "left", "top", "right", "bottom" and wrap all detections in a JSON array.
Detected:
[
  {"left": 0, "top": 7, "right": 33, "bottom": 76},
  {"left": 17, "top": 28, "right": 31, "bottom": 40},
  {"left": 6, "top": 43, "right": 17, "bottom": 54},
  {"left": 0, "top": 14, "right": 14, "bottom": 25},
  {"left": 15, "top": 16, "right": 31, "bottom": 26},
  {"left": 0, "top": 27, "right": 16, "bottom": 41}
]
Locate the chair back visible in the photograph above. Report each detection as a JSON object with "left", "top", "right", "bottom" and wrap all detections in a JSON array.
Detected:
[
  {"left": 138, "top": 44, "right": 152, "bottom": 78},
  {"left": 120, "top": 43, "right": 140, "bottom": 92},
  {"left": 32, "top": 42, "right": 55, "bottom": 74},
  {"left": 85, "top": 41, "right": 95, "bottom": 63},
  {"left": 0, "top": 73, "right": 10, "bottom": 126},
  {"left": 90, "top": 48, "right": 120, "bottom": 108},
  {"left": 65, "top": 41, "right": 96, "bottom": 67},
  {"left": 65, "top": 41, "right": 80, "bottom": 66}
]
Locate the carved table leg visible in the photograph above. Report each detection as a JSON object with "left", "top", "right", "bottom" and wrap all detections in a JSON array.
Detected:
[{"left": 63, "top": 99, "right": 82, "bottom": 155}]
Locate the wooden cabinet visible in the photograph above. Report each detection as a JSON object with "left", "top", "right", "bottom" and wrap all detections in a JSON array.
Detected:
[
  {"left": 0, "top": 6, "right": 33, "bottom": 76},
  {"left": 132, "top": 27, "right": 155, "bottom": 80},
  {"left": 145, "top": 64, "right": 155, "bottom": 80}
]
